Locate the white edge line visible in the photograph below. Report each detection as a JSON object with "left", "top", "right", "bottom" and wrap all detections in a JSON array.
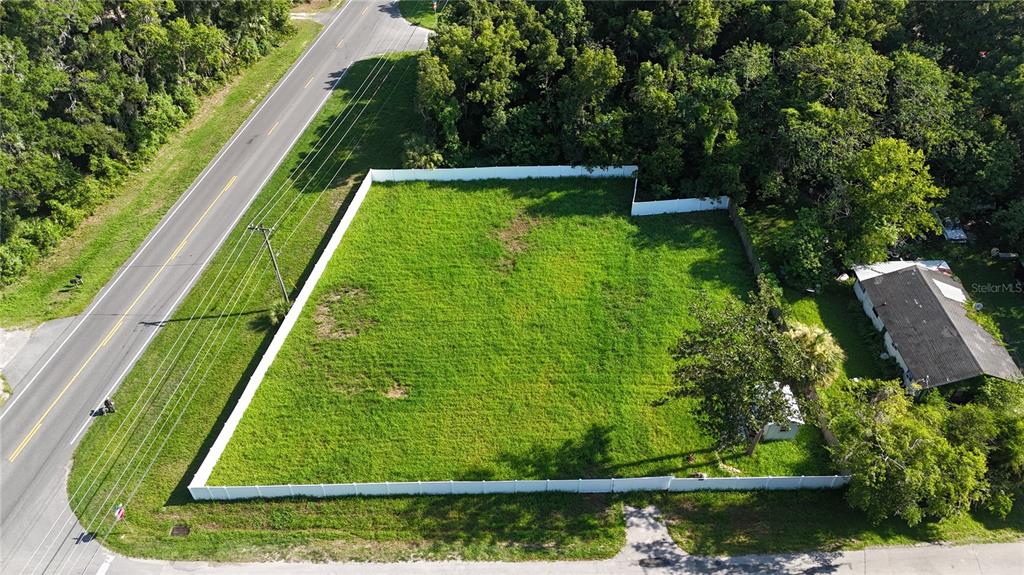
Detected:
[
  {"left": 0, "top": 4, "right": 352, "bottom": 423},
  {"left": 93, "top": 554, "right": 114, "bottom": 575}
]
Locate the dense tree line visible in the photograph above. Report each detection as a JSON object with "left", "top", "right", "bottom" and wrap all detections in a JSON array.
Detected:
[
  {"left": 413, "top": 0, "right": 1024, "bottom": 282},
  {"left": 0, "top": 0, "right": 292, "bottom": 284}
]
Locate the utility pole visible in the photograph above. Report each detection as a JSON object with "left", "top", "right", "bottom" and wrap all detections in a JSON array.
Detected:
[{"left": 248, "top": 224, "right": 289, "bottom": 304}]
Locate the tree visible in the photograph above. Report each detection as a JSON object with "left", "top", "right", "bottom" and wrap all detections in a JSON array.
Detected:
[
  {"left": 885, "top": 50, "right": 955, "bottom": 154},
  {"left": 557, "top": 45, "right": 626, "bottom": 166},
  {"left": 996, "top": 199, "right": 1024, "bottom": 252},
  {"left": 835, "top": 0, "right": 906, "bottom": 43},
  {"left": 776, "top": 208, "right": 829, "bottom": 288},
  {"left": 944, "top": 378, "right": 1024, "bottom": 518},
  {"left": 0, "top": 0, "right": 293, "bottom": 286},
  {"left": 670, "top": 278, "right": 803, "bottom": 455},
  {"left": 831, "top": 138, "right": 945, "bottom": 265},
  {"left": 828, "top": 379, "right": 989, "bottom": 526}
]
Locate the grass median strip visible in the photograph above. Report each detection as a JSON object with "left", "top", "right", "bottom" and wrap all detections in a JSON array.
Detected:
[{"left": 0, "top": 21, "right": 320, "bottom": 328}]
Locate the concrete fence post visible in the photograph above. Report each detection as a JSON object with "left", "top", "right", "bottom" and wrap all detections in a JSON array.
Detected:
[
  {"left": 830, "top": 475, "right": 838, "bottom": 488},
  {"left": 799, "top": 476, "right": 804, "bottom": 488},
  {"left": 385, "top": 481, "right": 391, "bottom": 496},
  {"left": 287, "top": 484, "right": 294, "bottom": 497},
  {"left": 765, "top": 476, "right": 771, "bottom": 490},
  {"left": 256, "top": 485, "right": 263, "bottom": 498}
]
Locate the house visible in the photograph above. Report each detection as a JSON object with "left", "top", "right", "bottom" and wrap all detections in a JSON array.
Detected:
[
  {"left": 763, "top": 383, "right": 804, "bottom": 441},
  {"left": 853, "top": 260, "right": 1022, "bottom": 389}
]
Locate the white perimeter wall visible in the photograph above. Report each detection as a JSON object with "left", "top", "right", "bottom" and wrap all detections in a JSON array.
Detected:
[
  {"left": 631, "top": 195, "right": 730, "bottom": 216},
  {"left": 187, "top": 166, "right": 842, "bottom": 501},
  {"left": 191, "top": 166, "right": 635, "bottom": 493},
  {"left": 190, "top": 475, "right": 850, "bottom": 500}
]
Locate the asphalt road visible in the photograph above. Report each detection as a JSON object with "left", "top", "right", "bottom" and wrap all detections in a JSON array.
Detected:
[{"left": 0, "top": 3, "right": 427, "bottom": 573}]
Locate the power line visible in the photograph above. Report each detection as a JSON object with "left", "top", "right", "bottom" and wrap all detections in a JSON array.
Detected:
[
  {"left": 16, "top": 32, "right": 408, "bottom": 575},
  {"left": 29, "top": 26, "right": 418, "bottom": 575}
]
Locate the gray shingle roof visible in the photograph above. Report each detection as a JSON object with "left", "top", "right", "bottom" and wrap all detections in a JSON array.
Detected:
[{"left": 860, "top": 266, "right": 1022, "bottom": 388}]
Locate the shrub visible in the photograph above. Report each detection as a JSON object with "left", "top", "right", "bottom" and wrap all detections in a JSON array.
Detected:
[
  {"left": 268, "top": 298, "right": 291, "bottom": 326},
  {"left": 777, "top": 208, "right": 828, "bottom": 288}
]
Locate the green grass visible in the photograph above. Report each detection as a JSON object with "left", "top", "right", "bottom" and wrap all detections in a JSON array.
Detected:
[
  {"left": 399, "top": 0, "right": 441, "bottom": 29},
  {"left": 741, "top": 206, "right": 897, "bottom": 383},
  {"left": 639, "top": 490, "right": 1024, "bottom": 556},
  {"left": 210, "top": 179, "right": 827, "bottom": 486},
  {"left": 67, "top": 53, "right": 626, "bottom": 562},
  {"left": 0, "top": 22, "right": 321, "bottom": 328}
]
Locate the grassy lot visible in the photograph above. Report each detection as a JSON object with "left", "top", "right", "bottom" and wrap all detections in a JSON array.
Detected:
[
  {"left": 0, "top": 22, "right": 321, "bottom": 328},
  {"left": 67, "top": 53, "right": 626, "bottom": 562},
  {"left": 211, "top": 179, "right": 827, "bottom": 486},
  {"left": 639, "top": 489, "right": 1024, "bottom": 556},
  {"left": 399, "top": 0, "right": 441, "bottom": 29}
]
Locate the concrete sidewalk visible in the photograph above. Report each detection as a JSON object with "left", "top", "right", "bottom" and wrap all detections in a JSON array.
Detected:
[{"left": 107, "top": 506, "right": 1024, "bottom": 574}]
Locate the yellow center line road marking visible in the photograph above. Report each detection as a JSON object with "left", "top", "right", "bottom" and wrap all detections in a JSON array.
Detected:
[
  {"left": 304, "top": 75, "right": 315, "bottom": 89},
  {"left": 7, "top": 175, "right": 238, "bottom": 463},
  {"left": 267, "top": 121, "right": 280, "bottom": 136}
]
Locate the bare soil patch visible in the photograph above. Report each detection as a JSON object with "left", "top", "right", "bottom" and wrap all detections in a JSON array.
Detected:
[
  {"left": 385, "top": 380, "right": 409, "bottom": 399},
  {"left": 493, "top": 210, "right": 543, "bottom": 272},
  {"left": 313, "top": 286, "right": 377, "bottom": 339}
]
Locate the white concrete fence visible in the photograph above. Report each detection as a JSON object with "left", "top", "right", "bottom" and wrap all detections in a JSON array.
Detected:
[
  {"left": 630, "top": 195, "right": 730, "bottom": 216},
  {"left": 187, "top": 165, "right": 841, "bottom": 502},
  {"left": 190, "top": 475, "right": 850, "bottom": 501}
]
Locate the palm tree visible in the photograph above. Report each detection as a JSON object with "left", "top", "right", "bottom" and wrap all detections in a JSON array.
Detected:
[{"left": 787, "top": 322, "right": 845, "bottom": 389}]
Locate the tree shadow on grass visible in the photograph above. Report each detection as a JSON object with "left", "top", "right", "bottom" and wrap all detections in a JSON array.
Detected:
[
  {"left": 393, "top": 492, "right": 620, "bottom": 555},
  {"left": 496, "top": 424, "right": 615, "bottom": 479},
  {"left": 640, "top": 488, "right": 1023, "bottom": 560}
]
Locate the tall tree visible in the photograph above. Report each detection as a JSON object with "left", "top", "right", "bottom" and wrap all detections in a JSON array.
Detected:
[
  {"left": 830, "top": 138, "right": 945, "bottom": 265},
  {"left": 671, "top": 278, "right": 803, "bottom": 455}
]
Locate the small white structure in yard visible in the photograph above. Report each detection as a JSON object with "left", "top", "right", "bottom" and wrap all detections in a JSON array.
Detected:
[{"left": 762, "top": 384, "right": 804, "bottom": 442}]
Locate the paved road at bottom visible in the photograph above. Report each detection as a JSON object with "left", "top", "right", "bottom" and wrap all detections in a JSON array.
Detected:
[{"left": 0, "top": 3, "right": 427, "bottom": 574}]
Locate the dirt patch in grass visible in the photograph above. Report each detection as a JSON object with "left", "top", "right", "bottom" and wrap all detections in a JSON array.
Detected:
[
  {"left": 494, "top": 210, "right": 543, "bottom": 272},
  {"left": 314, "top": 286, "right": 376, "bottom": 339},
  {"left": 385, "top": 380, "right": 408, "bottom": 399}
]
